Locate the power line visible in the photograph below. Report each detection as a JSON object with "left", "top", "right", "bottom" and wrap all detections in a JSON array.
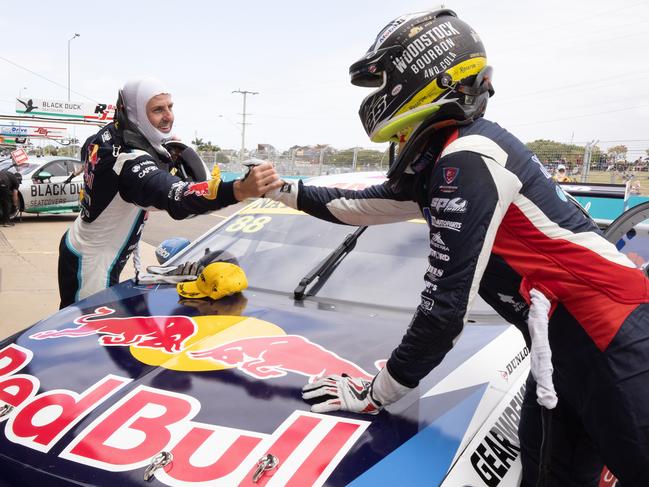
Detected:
[
  {"left": 494, "top": 0, "right": 648, "bottom": 38},
  {"left": 497, "top": 71, "right": 649, "bottom": 103},
  {"left": 509, "top": 103, "right": 649, "bottom": 127},
  {"left": 0, "top": 54, "right": 99, "bottom": 103}
]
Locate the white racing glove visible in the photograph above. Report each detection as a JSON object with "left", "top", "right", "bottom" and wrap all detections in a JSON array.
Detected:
[
  {"left": 264, "top": 179, "right": 298, "bottom": 209},
  {"left": 528, "top": 288, "right": 558, "bottom": 409},
  {"left": 301, "top": 367, "right": 411, "bottom": 415},
  {"left": 137, "top": 261, "right": 204, "bottom": 285}
]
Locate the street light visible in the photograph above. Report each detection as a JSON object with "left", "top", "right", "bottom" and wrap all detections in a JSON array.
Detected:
[{"left": 67, "top": 33, "right": 80, "bottom": 102}]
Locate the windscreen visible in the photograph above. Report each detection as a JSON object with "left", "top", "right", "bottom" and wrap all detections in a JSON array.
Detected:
[
  {"left": 179, "top": 199, "right": 429, "bottom": 309},
  {"left": 13, "top": 163, "right": 38, "bottom": 175}
]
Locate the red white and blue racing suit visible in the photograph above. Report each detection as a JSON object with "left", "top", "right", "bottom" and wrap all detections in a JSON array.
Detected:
[
  {"left": 286, "top": 118, "right": 649, "bottom": 485},
  {"left": 57, "top": 122, "right": 237, "bottom": 308}
]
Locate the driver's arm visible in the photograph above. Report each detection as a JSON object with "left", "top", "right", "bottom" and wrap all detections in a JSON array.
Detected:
[
  {"left": 269, "top": 178, "right": 422, "bottom": 225},
  {"left": 386, "top": 150, "right": 520, "bottom": 387},
  {"left": 116, "top": 152, "right": 279, "bottom": 219}
]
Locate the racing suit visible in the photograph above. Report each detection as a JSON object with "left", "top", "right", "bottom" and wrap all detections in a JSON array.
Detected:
[
  {"left": 0, "top": 170, "right": 19, "bottom": 226},
  {"left": 277, "top": 118, "right": 649, "bottom": 485},
  {"left": 57, "top": 122, "right": 237, "bottom": 308}
]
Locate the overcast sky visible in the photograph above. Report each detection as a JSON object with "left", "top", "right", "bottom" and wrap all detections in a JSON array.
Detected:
[{"left": 1, "top": 0, "right": 648, "bottom": 157}]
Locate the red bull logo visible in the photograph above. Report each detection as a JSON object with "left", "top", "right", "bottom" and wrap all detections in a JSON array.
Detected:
[
  {"left": 0, "top": 344, "right": 369, "bottom": 487},
  {"left": 183, "top": 180, "right": 217, "bottom": 200},
  {"left": 29, "top": 306, "right": 384, "bottom": 383},
  {"left": 29, "top": 306, "right": 197, "bottom": 354},
  {"left": 190, "top": 335, "right": 378, "bottom": 382},
  {"left": 88, "top": 144, "right": 100, "bottom": 168}
]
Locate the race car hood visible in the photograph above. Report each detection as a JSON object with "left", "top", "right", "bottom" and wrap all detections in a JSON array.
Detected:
[{"left": 0, "top": 281, "right": 529, "bottom": 486}]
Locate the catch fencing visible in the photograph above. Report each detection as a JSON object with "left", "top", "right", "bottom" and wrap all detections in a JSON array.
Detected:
[{"left": 199, "top": 143, "right": 649, "bottom": 192}]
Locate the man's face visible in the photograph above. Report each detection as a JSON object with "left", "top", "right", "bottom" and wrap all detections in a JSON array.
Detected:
[{"left": 146, "top": 94, "right": 174, "bottom": 133}]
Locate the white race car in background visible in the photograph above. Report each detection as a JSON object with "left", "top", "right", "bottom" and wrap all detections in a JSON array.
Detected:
[{"left": 0, "top": 155, "right": 83, "bottom": 216}]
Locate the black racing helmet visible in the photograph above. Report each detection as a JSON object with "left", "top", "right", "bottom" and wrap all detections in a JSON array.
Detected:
[
  {"left": 163, "top": 140, "right": 209, "bottom": 182},
  {"left": 350, "top": 9, "right": 493, "bottom": 143}
]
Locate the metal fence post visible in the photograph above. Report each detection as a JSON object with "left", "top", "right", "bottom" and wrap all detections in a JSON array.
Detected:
[{"left": 319, "top": 148, "right": 325, "bottom": 175}]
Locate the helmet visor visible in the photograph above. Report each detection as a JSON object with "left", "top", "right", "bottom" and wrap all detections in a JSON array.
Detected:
[{"left": 349, "top": 45, "right": 403, "bottom": 87}]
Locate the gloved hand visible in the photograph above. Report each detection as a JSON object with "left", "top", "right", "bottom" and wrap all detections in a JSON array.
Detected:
[
  {"left": 168, "top": 260, "right": 204, "bottom": 276},
  {"left": 146, "top": 261, "right": 203, "bottom": 277},
  {"left": 138, "top": 261, "right": 204, "bottom": 285},
  {"left": 264, "top": 178, "right": 298, "bottom": 209},
  {"left": 301, "top": 367, "right": 412, "bottom": 416},
  {"left": 302, "top": 374, "right": 382, "bottom": 415},
  {"left": 234, "top": 161, "right": 283, "bottom": 200}
]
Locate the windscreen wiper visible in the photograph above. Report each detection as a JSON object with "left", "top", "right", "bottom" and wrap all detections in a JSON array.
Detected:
[{"left": 293, "top": 226, "right": 367, "bottom": 300}]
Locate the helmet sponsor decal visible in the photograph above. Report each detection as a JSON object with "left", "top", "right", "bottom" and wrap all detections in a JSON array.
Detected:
[
  {"left": 391, "top": 21, "right": 462, "bottom": 75},
  {"left": 372, "top": 12, "right": 425, "bottom": 50},
  {"left": 408, "top": 26, "right": 423, "bottom": 38}
]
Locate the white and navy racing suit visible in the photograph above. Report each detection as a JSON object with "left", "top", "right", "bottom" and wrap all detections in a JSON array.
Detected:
[
  {"left": 58, "top": 122, "right": 237, "bottom": 308},
  {"left": 282, "top": 118, "right": 649, "bottom": 486}
]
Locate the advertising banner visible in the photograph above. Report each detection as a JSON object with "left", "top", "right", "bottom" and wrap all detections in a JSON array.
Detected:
[
  {"left": 0, "top": 125, "right": 67, "bottom": 139},
  {"left": 15, "top": 98, "right": 114, "bottom": 122}
]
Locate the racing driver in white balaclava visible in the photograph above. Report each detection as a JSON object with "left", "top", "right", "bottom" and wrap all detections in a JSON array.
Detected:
[{"left": 57, "top": 77, "right": 282, "bottom": 308}]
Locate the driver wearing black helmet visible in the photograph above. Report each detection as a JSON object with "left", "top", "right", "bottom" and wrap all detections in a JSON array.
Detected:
[
  {"left": 58, "top": 77, "right": 282, "bottom": 309},
  {"left": 267, "top": 10, "right": 649, "bottom": 486}
]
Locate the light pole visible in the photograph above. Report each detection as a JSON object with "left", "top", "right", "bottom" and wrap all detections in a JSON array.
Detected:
[
  {"left": 67, "top": 33, "right": 80, "bottom": 102},
  {"left": 232, "top": 89, "right": 258, "bottom": 164},
  {"left": 17, "top": 87, "right": 28, "bottom": 130}
]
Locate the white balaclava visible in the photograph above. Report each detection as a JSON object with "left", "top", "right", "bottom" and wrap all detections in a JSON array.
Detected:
[{"left": 121, "top": 77, "right": 173, "bottom": 155}]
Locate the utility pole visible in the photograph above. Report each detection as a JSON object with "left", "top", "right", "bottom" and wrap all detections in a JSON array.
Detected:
[{"left": 232, "top": 89, "right": 258, "bottom": 164}]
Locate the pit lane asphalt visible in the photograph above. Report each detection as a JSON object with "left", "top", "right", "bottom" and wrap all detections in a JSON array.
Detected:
[{"left": 0, "top": 203, "right": 245, "bottom": 340}]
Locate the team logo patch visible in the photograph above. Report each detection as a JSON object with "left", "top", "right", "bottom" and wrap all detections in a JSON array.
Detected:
[
  {"left": 88, "top": 144, "right": 99, "bottom": 168},
  {"left": 444, "top": 167, "right": 459, "bottom": 184}
]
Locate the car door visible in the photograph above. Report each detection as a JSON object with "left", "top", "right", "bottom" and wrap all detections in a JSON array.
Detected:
[
  {"left": 61, "top": 159, "right": 84, "bottom": 206},
  {"left": 31, "top": 159, "right": 75, "bottom": 211}
]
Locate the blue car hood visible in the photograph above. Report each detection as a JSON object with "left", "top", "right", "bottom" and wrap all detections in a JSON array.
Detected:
[{"left": 0, "top": 281, "right": 527, "bottom": 486}]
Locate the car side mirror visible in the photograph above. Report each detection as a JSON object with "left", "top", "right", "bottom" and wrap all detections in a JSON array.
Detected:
[
  {"left": 155, "top": 237, "right": 191, "bottom": 264},
  {"left": 35, "top": 171, "right": 52, "bottom": 182}
]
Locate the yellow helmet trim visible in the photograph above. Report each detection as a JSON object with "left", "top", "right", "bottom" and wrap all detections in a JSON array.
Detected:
[
  {"left": 370, "top": 56, "right": 487, "bottom": 143},
  {"left": 371, "top": 105, "right": 440, "bottom": 143}
]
